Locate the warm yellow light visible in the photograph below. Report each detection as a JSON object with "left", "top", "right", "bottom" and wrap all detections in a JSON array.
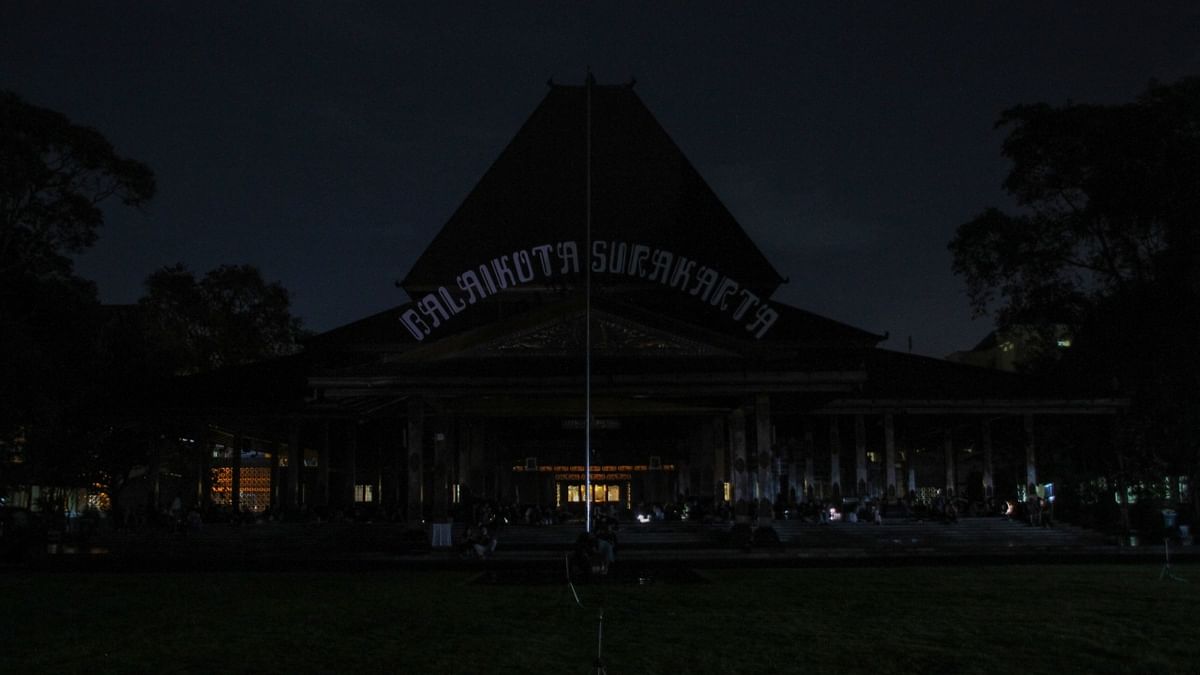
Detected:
[{"left": 211, "top": 467, "right": 272, "bottom": 511}]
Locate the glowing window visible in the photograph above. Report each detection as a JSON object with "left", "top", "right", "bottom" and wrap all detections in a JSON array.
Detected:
[
  {"left": 211, "top": 467, "right": 272, "bottom": 512},
  {"left": 563, "top": 484, "right": 621, "bottom": 503}
]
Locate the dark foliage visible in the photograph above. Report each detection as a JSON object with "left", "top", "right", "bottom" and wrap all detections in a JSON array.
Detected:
[
  {"left": 1, "top": 91, "right": 303, "bottom": 512},
  {"left": 1, "top": 91, "right": 154, "bottom": 491},
  {"left": 0, "top": 90, "right": 154, "bottom": 279},
  {"left": 950, "top": 78, "right": 1200, "bottom": 523},
  {"left": 139, "top": 263, "right": 306, "bottom": 376}
]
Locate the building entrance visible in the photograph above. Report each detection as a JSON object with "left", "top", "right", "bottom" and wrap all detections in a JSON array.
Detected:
[{"left": 560, "top": 482, "right": 630, "bottom": 509}]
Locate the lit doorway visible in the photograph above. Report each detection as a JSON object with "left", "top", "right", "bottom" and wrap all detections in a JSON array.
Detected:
[{"left": 565, "top": 483, "right": 621, "bottom": 504}]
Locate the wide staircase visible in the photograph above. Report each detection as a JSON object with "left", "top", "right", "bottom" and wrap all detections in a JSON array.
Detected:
[
  {"left": 77, "top": 515, "right": 1125, "bottom": 568},
  {"left": 487, "top": 516, "right": 1114, "bottom": 557},
  {"left": 769, "top": 517, "right": 1112, "bottom": 556}
]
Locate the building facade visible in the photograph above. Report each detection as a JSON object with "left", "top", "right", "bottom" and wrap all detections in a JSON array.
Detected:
[{"left": 183, "top": 81, "right": 1123, "bottom": 525}]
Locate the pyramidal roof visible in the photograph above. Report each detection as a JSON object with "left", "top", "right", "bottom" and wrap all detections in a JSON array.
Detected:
[{"left": 401, "top": 81, "right": 786, "bottom": 295}]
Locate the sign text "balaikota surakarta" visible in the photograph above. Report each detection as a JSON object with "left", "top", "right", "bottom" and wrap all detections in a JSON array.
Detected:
[{"left": 400, "top": 240, "right": 779, "bottom": 340}]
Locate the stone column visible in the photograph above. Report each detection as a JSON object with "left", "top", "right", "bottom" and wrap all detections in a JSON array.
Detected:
[
  {"left": 407, "top": 398, "right": 425, "bottom": 525},
  {"left": 943, "top": 428, "right": 956, "bottom": 495},
  {"left": 286, "top": 421, "right": 301, "bottom": 510},
  {"left": 345, "top": 422, "right": 358, "bottom": 507},
  {"left": 884, "top": 413, "right": 897, "bottom": 501},
  {"left": 231, "top": 433, "right": 242, "bottom": 515},
  {"left": 269, "top": 440, "right": 281, "bottom": 510},
  {"left": 677, "top": 458, "right": 691, "bottom": 497},
  {"left": 981, "top": 419, "right": 995, "bottom": 500},
  {"left": 802, "top": 424, "right": 815, "bottom": 502},
  {"left": 196, "top": 429, "right": 208, "bottom": 504},
  {"left": 149, "top": 430, "right": 162, "bottom": 512},
  {"left": 686, "top": 420, "right": 711, "bottom": 499},
  {"left": 471, "top": 419, "right": 486, "bottom": 499},
  {"left": 385, "top": 418, "right": 405, "bottom": 511},
  {"left": 854, "top": 414, "right": 868, "bottom": 497},
  {"left": 198, "top": 429, "right": 211, "bottom": 508},
  {"left": 317, "top": 421, "right": 331, "bottom": 507},
  {"left": 829, "top": 417, "right": 842, "bottom": 499},
  {"left": 376, "top": 437, "right": 384, "bottom": 509},
  {"left": 900, "top": 427, "right": 916, "bottom": 496},
  {"left": 432, "top": 423, "right": 449, "bottom": 521},
  {"left": 711, "top": 416, "right": 727, "bottom": 500},
  {"left": 457, "top": 418, "right": 473, "bottom": 500},
  {"left": 785, "top": 439, "right": 801, "bottom": 505},
  {"left": 1023, "top": 413, "right": 1037, "bottom": 492},
  {"left": 755, "top": 394, "right": 774, "bottom": 523},
  {"left": 729, "top": 408, "right": 749, "bottom": 521}
]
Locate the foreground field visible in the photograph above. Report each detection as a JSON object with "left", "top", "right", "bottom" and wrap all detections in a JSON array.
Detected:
[{"left": 2, "top": 564, "right": 1197, "bottom": 674}]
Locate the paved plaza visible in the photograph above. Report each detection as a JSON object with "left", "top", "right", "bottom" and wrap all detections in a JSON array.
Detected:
[{"left": 17, "top": 515, "right": 1195, "bottom": 573}]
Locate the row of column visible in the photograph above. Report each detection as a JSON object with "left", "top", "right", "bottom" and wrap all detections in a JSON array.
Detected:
[
  {"left": 215, "top": 399, "right": 1039, "bottom": 526},
  {"left": 225, "top": 399, "right": 480, "bottom": 525},
  {"left": 218, "top": 407, "right": 420, "bottom": 522},
  {"left": 723, "top": 398, "right": 1039, "bottom": 520}
]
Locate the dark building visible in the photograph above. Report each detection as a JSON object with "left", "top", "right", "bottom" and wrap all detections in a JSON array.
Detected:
[{"left": 160, "top": 81, "right": 1125, "bottom": 525}]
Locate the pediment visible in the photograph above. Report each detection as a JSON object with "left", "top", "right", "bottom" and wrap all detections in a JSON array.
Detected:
[{"left": 468, "top": 310, "right": 736, "bottom": 358}]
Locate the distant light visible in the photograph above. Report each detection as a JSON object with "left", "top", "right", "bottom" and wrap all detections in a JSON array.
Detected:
[
  {"left": 1057, "top": 339, "right": 1072, "bottom": 348},
  {"left": 636, "top": 514, "right": 651, "bottom": 523}
]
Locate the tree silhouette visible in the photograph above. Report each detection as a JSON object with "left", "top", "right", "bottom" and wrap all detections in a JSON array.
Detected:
[
  {"left": 950, "top": 78, "right": 1200, "bottom": 524},
  {"left": 949, "top": 78, "right": 1200, "bottom": 329},
  {"left": 1, "top": 91, "right": 155, "bottom": 500},
  {"left": 0, "top": 90, "right": 154, "bottom": 280},
  {"left": 140, "top": 263, "right": 305, "bottom": 376}
]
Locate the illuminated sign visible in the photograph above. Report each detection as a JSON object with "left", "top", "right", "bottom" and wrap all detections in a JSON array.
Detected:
[
  {"left": 561, "top": 418, "right": 622, "bottom": 430},
  {"left": 556, "top": 473, "right": 632, "bottom": 481},
  {"left": 512, "top": 463, "right": 675, "bottom": 474},
  {"left": 400, "top": 239, "right": 778, "bottom": 341}
]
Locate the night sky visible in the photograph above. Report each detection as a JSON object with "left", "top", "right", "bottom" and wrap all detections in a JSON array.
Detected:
[{"left": 2, "top": 3, "right": 1196, "bottom": 357}]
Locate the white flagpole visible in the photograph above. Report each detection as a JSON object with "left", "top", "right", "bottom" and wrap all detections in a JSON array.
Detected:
[{"left": 584, "top": 70, "right": 593, "bottom": 533}]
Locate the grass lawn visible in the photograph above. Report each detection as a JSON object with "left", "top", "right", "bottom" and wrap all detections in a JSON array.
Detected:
[{"left": 2, "top": 564, "right": 1197, "bottom": 674}]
